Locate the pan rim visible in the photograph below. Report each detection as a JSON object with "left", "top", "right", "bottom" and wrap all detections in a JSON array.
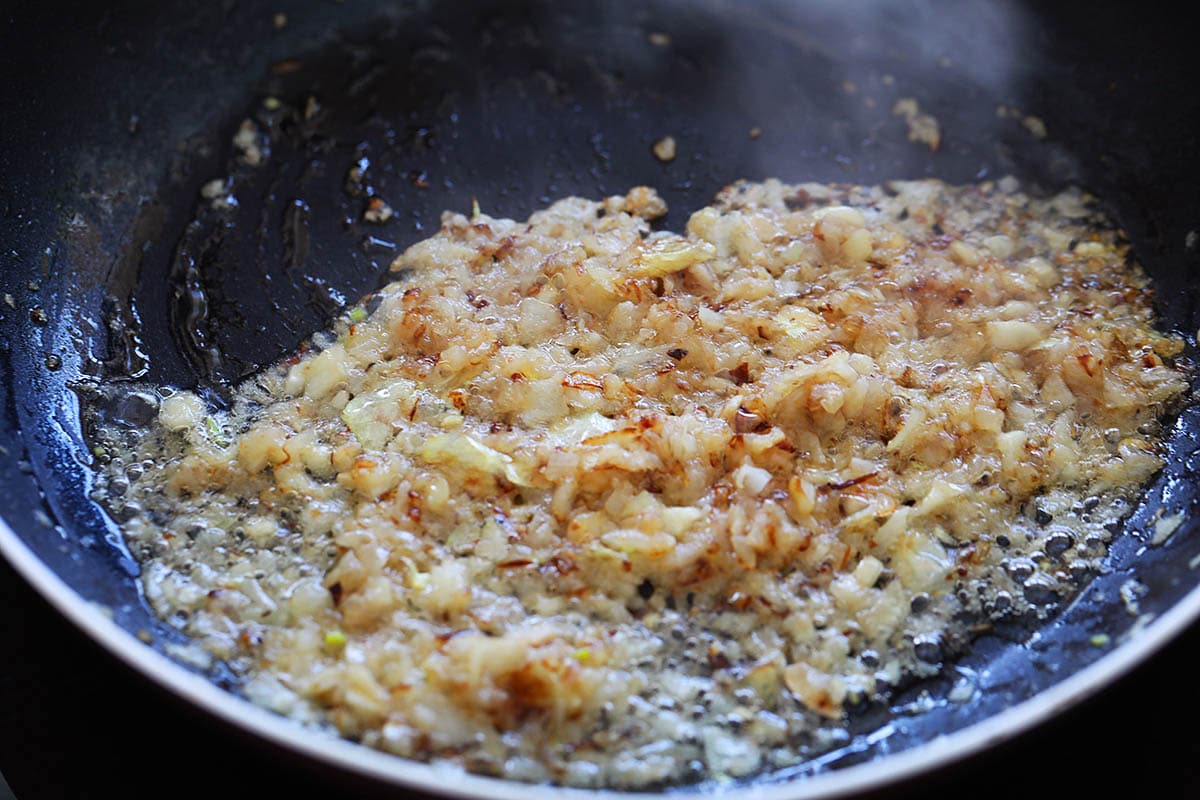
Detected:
[{"left": 3, "top": 515, "right": 1199, "bottom": 798}]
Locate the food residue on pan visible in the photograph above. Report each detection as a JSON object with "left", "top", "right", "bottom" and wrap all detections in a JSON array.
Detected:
[
  {"left": 996, "top": 105, "right": 1050, "bottom": 140},
  {"left": 233, "top": 119, "right": 266, "bottom": 166},
  {"left": 652, "top": 136, "right": 677, "bottom": 162},
  {"left": 363, "top": 196, "right": 395, "bottom": 224},
  {"left": 892, "top": 97, "right": 941, "bottom": 152},
  {"left": 199, "top": 178, "right": 235, "bottom": 210},
  {"left": 93, "top": 178, "right": 1188, "bottom": 788}
]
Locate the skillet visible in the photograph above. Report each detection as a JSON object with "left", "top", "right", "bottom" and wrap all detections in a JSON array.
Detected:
[{"left": 2, "top": 0, "right": 1199, "bottom": 796}]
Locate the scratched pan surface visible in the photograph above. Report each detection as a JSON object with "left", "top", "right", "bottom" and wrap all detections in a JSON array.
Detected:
[{"left": 2, "top": 0, "right": 1199, "bottom": 796}]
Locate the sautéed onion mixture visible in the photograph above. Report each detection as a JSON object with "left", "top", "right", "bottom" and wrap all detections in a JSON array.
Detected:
[{"left": 94, "top": 178, "right": 1188, "bottom": 788}]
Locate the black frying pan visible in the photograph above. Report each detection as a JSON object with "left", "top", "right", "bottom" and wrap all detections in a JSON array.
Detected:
[{"left": 2, "top": 1, "right": 1199, "bottom": 797}]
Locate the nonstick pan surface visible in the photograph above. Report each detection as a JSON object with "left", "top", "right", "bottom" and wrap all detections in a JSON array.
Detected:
[{"left": 2, "top": 1, "right": 1199, "bottom": 797}]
